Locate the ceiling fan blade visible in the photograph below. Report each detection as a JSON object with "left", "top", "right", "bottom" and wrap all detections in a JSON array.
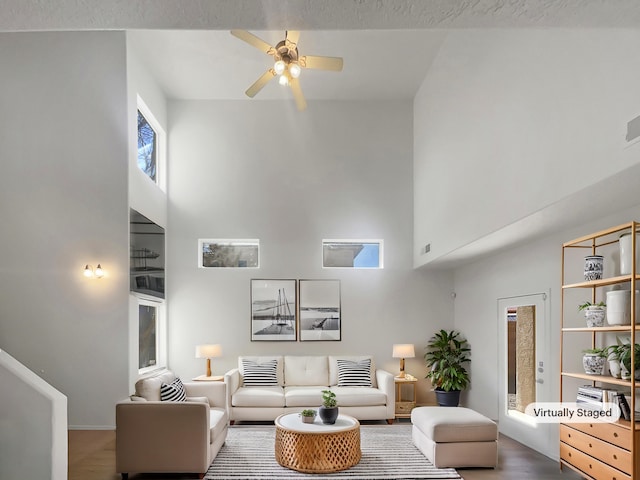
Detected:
[
  {"left": 230, "top": 30, "right": 275, "bottom": 55},
  {"left": 289, "top": 78, "right": 307, "bottom": 111},
  {"left": 300, "top": 55, "right": 343, "bottom": 72},
  {"left": 285, "top": 30, "right": 300, "bottom": 48},
  {"left": 245, "top": 69, "right": 276, "bottom": 98}
]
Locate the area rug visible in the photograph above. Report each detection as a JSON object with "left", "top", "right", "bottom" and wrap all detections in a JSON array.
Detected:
[{"left": 205, "top": 424, "right": 462, "bottom": 479}]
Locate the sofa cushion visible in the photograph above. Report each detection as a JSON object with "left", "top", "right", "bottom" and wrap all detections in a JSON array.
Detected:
[
  {"left": 284, "top": 356, "right": 329, "bottom": 386},
  {"left": 160, "top": 377, "right": 187, "bottom": 402},
  {"left": 242, "top": 359, "right": 279, "bottom": 386},
  {"left": 232, "top": 386, "right": 285, "bottom": 407},
  {"left": 135, "top": 369, "right": 176, "bottom": 401},
  {"left": 331, "top": 386, "right": 387, "bottom": 406},
  {"left": 209, "top": 407, "right": 228, "bottom": 444},
  {"left": 337, "top": 359, "right": 372, "bottom": 387},
  {"left": 239, "top": 356, "right": 284, "bottom": 386},
  {"left": 329, "top": 356, "right": 376, "bottom": 387},
  {"left": 284, "top": 386, "right": 325, "bottom": 407}
]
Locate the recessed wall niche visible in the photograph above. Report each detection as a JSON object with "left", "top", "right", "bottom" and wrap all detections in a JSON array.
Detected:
[{"left": 130, "top": 209, "right": 165, "bottom": 299}]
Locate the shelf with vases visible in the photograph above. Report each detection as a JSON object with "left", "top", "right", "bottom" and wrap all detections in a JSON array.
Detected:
[
  {"left": 560, "top": 220, "right": 640, "bottom": 479},
  {"left": 562, "top": 325, "right": 640, "bottom": 333},
  {"left": 562, "top": 275, "right": 640, "bottom": 290},
  {"left": 561, "top": 371, "right": 640, "bottom": 388}
]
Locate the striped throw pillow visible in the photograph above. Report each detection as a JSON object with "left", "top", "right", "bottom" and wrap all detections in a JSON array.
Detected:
[
  {"left": 337, "top": 359, "right": 372, "bottom": 387},
  {"left": 242, "top": 359, "right": 279, "bottom": 386},
  {"left": 160, "top": 377, "right": 187, "bottom": 402}
]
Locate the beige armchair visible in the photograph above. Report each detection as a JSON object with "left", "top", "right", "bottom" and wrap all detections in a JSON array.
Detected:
[{"left": 116, "top": 370, "right": 228, "bottom": 479}]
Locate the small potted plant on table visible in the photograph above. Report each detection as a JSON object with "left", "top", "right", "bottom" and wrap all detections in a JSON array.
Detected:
[
  {"left": 299, "top": 409, "right": 317, "bottom": 424},
  {"left": 319, "top": 390, "right": 338, "bottom": 424}
]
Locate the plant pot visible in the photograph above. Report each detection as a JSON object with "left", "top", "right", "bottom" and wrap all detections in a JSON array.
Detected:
[
  {"left": 584, "top": 255, "right": 604, "bottom": 281},
  {"left": 583, "top": 354, "right": 605, "bottom": 375},
  {"left": 301, "top": 415, "right": 316, "bottom": 424},
  {"left": 606, "top": 290, "right": 640, "bottom": 325},
  {"left": 621, "top": 363, "right": 631, "bottom": 380},
  {"left": 434, "top": 388, "right": 461, "bottom": 407},
  {"left": 609, "top": 359, "right": 622, "bottom": 379},
  {"left": 584, "top": 306, "right": 606, "bottom": 327},
  {"left": 318, "top": 406, "right": 339, "bottom": 425}
]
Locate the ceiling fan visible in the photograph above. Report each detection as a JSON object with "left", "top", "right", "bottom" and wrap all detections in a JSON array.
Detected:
[{"left": 230, "top": 30, "right": 343, "bottom": 111}]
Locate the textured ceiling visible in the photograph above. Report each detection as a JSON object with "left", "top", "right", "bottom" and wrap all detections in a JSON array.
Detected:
[
  {"left": 3, "top": 0, "right": 640, "bottom": 30},
  {"left": 4, "top": 1, "right": 640, "bottom": 101}
]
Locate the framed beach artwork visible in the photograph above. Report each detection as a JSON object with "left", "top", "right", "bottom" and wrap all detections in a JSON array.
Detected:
[
  {"left": 299, "top": 279, "right": 341, "bottom": 341},
  {"left": 250, "top": 279, "right": 297, "bottom": 341}
]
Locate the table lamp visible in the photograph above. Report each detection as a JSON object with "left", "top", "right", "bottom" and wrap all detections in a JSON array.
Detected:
[
  {"left": 392, "top": 343, "right": 415, "bottom": 378},
  {"left": 195, "top": 344, "right": 222, "bottom": 377}
]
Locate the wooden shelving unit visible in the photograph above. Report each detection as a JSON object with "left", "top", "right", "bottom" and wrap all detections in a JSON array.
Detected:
[{"left": 560, "top": 221, "right": 640, "bottom": 480}]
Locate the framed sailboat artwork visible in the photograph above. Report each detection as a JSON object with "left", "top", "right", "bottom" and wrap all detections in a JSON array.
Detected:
[{"left": 250, "top": 279, "right": 297, "bottom": 341}]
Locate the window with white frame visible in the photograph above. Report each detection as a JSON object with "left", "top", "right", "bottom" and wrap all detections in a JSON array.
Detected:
[
  {"left": 198, "top": 239, "right": 260, "bottom": 268},
  {"left": 138, "top": 298, "right": 166, "bottom": 374},
  {"left": 322, "top": 239, "right": 384, "bottom": 268},
  {"left": 137, "top": 96, "right": 166, "bottom": 190}
]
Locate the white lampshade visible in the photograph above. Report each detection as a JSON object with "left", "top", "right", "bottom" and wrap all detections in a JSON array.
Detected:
[
  {"left": 195, "top": 344, "right": 222, "bottom": 359},
  {"left": 392, "top": 344, "right": 415, "bottom": 359}
]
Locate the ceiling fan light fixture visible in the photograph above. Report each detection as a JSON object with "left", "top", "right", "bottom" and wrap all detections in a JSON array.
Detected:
[
  {"left": 278, "top": 73, "right": 290, "bottom": 86},
  {"left": 274, "top": 60, "right": 286, "bottom": 75},
  {"left": 289, "top": 63, "right": 301, "bottom": 79}
]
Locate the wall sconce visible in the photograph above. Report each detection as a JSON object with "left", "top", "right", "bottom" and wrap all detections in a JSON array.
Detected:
[
  {"left": 195, "top": 344, "right": 222, "bottom": 377},
  {"left": 84, "top": 264, "right": 105, "bottom": 279},
  {"left": 392, "top": 343, "right": 415, "bottom": 378}
]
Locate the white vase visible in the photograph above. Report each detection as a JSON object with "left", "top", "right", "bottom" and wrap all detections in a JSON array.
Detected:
[
  {"left": 609, "top": 359, "right": 621, "bottom": 378},
  {"left": 619, "top": 233, "right": 640, "bottom": 275},
  {"left": 606, "top": 290, "right": 640, "bottom": 325}
]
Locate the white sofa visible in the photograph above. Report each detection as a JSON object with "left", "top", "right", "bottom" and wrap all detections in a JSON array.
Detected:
[
  {"left": 224, "top": 355, "right": 396, "bottom": 423},
  {"left": 116, "top": 370, "right": 228, "bottom": 479}
]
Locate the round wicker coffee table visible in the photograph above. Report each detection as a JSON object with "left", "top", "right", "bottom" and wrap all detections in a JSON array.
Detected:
[{"left": 274, "top": 413, "right": 361, "bottom": 473}]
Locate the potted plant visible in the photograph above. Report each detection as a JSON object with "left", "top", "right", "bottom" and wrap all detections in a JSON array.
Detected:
[
  {"left": 616, "top": 340, "right": 640, "bottom": 380},
  {"left": 424, "top": 329, "right": 471, "bottom": 407},
  {"left": 582, "top": 348, "right": 606, "bottom": 375},
  {"left": 319, "top": 390, "right": 338, "bottom": 424},
  {"left": 299, "top": 409, "right": 317, "bottom": 424},
  {"left": 604, "top": 344, "right": 622, "bottom": 378},
  {"left": 578, "top": 301, "right": 606, "bottom": 328}
]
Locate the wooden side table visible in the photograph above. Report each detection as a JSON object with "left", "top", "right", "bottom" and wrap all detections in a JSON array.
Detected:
[
  {"left": 394, "top": 375, "right": 417, "bottom": 418},
  {"left": 191, "top": 374, "right": 223, "bottom": 381}
]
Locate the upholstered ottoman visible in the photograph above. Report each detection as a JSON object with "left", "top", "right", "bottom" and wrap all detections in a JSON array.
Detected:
[{"left": 411, "top": 406, "right": 498, "bottom": 468}]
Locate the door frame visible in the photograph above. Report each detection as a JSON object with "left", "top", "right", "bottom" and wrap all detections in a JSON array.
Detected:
[{"left": 497, "top": 291, "right": 555, "bottom": 458}]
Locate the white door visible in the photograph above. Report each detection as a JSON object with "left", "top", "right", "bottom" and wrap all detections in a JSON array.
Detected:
[{"left": 497, "top": 292, "right": 554, "bottom": 458}]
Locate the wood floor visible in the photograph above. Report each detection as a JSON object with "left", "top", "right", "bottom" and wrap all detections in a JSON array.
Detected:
[{"left": 69, "top": 426, "right": 584, "bottom": 480}]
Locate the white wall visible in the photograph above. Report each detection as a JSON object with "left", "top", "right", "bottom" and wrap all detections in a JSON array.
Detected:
[
  {"left": 167, "top": 100, "right": 453, "bottom": 404},
  {"left": 454, "top": 201, "right": 640, "bottom": 457},
  {"left": 414, "top": 29, "right": 640, "bottom": 267},
  {"left": 0, "top": 349, "right": 67, "bottom": 480},
  {"left": 126, "top": 37, "right": 169, "bottom": 389},
  {"left": 0, "top": 31, "right": 130, "bottom": 427}
]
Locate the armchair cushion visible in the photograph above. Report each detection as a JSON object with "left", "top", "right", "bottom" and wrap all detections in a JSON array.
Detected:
[{"left": 160, "top": 377, "right": 187, "bottom": 402}]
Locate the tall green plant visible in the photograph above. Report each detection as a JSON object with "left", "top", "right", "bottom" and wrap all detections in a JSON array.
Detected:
[{"left": 424, "top": 329, "right": 471, "bottom": 392}]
